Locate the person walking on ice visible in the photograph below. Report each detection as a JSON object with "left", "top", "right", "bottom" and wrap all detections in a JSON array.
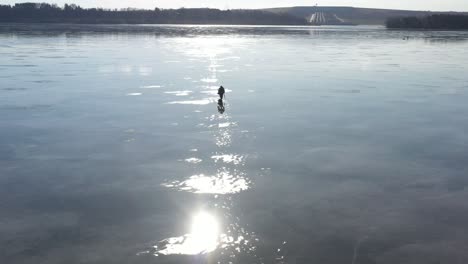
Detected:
[{"left": 218, "top": 86, "right": 225, "bottom": 100}]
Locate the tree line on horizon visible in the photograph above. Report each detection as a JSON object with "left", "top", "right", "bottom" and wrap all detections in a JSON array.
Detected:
[
  {"left": 386, "top": 14, "right": 468, "bottom": 29},
  {"left": 0, "top": 3, "right": 308, "bottom": 25}
]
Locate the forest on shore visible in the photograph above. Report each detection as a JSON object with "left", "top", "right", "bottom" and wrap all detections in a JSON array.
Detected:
[
  {"left": 386, "top": 14, "right": 468, "bottom": 29},
  {"left": 0, "top": 3, "right": 308, "bottom": 25}
]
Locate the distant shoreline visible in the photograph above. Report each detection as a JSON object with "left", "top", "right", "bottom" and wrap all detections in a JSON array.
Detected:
[
  {"left": 0, "top": 4, "right": 308, "bottom": 25},
  {"left": 386, "top": 14, "right": 468, "bottom": 30}
]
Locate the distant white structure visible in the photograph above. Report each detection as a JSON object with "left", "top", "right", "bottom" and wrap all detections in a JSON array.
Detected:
[
  {"left": 309, "top": 7, "right": 347, "bottom": 25},
  {"left": 310, "top": 12, "right": 326, "bottom": 24}
]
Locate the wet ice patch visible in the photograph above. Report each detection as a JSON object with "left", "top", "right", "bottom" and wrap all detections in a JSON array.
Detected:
[
  {"left": 138, "top": 67, "right": 152, "bottom": 76},
  {"left": 120, "top": 65, "right": 133, "bottom": 73}
]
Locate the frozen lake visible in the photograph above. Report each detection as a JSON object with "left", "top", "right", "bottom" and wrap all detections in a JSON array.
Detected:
[{"left": 1, "top": 24, "right": 468, "bottom": 264}]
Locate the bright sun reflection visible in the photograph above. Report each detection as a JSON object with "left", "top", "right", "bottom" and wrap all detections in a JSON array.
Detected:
[
  {"left": 156, "top": 211, "right": 221, "bottom": 255},
  {"left": 191, "top": 211, "right": 220, "bottom": 248},
  {"left": 169, "top": 37, "right": 247, "bottom": 58},
  {"left": 162, "top": 170, "right": 250, "bottom": 194}
]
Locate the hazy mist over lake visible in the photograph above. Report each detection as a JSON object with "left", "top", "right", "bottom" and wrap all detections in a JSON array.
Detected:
[{"left": 1, "top": 24, "right": 468, "bottom": 264}]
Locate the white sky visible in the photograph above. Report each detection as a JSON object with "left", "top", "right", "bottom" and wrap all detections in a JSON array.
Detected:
[{"left": 2, "top": 0, "right": 468, "bottom": 11}]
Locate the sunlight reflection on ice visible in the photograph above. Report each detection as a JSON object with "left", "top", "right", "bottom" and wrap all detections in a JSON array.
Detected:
[
  {"left": 155, "top": 211, "right": 220, "bottom": 255},
  {"left": 163, "top": 170, "right": 250, "bottom": 194},
  {"left": 140, "top": 85, "right": 164, "bottom": 89},
  {"left": 164, "top": 90, "right": 193, "bottom": 96},
  {"left": 151, "top": 211, "right": 251, "bottom": 256},
  {"left": 140, "top": 85, "right": 163, "bottom": 89},
  {"left": 218, "top": 56, "right": 241, "bottom": 61},
  {"left": 201, "top": 78, "right": 218, "bottom": 83},
  {"left": 167, "top": 98, "right": 216, "bottom": 105},
  {"left": 207, "top": 122, "right": 237, "bottom": 129},
  {"left": 140, "top": 85, "right": 162, "bottom": 89},
  {"left": 166, "top": 38, "right": 247, "bottom": 58},
  {"left": 207, "top": 113, "right": 228, "bottom": 122},
  {"left": 216, "top": 130, "right": 232, "bottom": 147},
  {"left": 185, "top": 157, "right": 202, "bottom": 164},
  {"left": 219, "top": 122, "right": 233, "bottom": 128},
  {"left": 201, "top": 90, "right": 218, "bottom": 96},
  {"left": 127, "top": 92, "right": 142, "bottom": 96},
  {"left": 212, "top": 154, "right": 244, "bottom": 165},
  {"left": 155, "top": 233, "right": 249, "bottom": 256},
  {"left": 209, "top": 64, "right": 224, "bottom": 68}
]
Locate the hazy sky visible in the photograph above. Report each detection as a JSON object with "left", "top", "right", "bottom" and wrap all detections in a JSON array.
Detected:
[{"left": 3, "top": 0, "right": 468, "bottom": 11}]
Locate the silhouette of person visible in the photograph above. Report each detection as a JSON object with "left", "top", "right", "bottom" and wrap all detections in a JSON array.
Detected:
[
  {"left": 217, "top": 99, "right": 225, "bottom": 114},
  {"left": 218, "top": 86, "right": 225, "bottom": 100}
]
